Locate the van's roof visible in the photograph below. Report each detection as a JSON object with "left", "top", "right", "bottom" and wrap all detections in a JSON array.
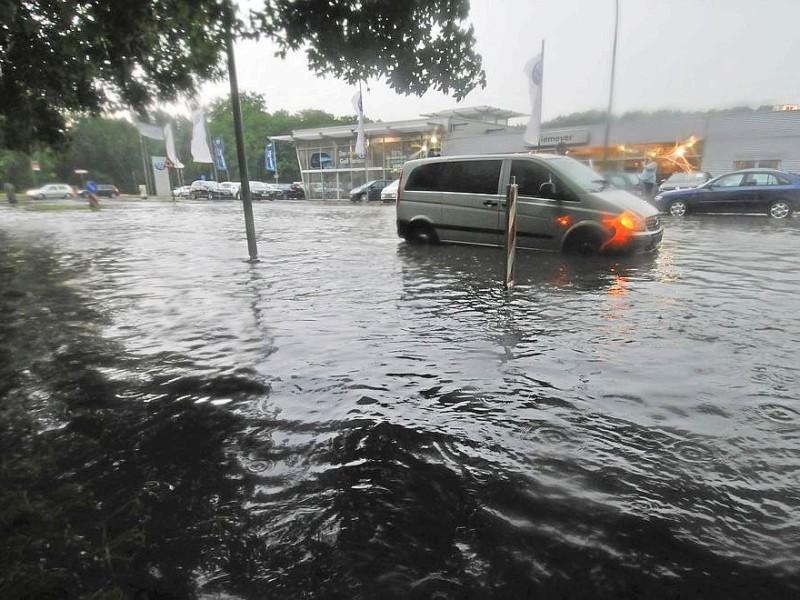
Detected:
[{"left": 403, "top": 153, "right": 565, "bottom": 168}]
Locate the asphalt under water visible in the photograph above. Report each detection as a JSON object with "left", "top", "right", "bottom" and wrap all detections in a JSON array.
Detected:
[{"left": 1, "top": 199, "right": 799, "bottom": 599}]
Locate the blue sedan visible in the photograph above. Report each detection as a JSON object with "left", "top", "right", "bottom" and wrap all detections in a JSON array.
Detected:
[{"left": 652, "top": 169, "right": 800, "bottom": 219}]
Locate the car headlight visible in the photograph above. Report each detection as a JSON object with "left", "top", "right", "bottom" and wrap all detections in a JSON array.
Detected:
[{"left": 654, "top": 194, "right": 663, "bottom": 202}]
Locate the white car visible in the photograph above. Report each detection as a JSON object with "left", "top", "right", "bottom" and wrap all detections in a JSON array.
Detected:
[
  {"left": 26, "top": 183, "right": 74, "bottom": 199},
  {"left": 380, "top": 179, "right": 400, "bottom": 202}
]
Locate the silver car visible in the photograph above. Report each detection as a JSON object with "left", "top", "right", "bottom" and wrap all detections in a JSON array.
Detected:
[{"left": 26, "top": 183, "right": 74, "bottom": 199}]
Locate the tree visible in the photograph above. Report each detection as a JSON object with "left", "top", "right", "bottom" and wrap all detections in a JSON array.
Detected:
[{"left": 0, "top": 0, "right": 485, "bottom": 151}]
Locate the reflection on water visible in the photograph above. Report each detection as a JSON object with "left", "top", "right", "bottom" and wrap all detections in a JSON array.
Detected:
[{"left": 1, "top": 203, "right": 799, "bottom": 598}]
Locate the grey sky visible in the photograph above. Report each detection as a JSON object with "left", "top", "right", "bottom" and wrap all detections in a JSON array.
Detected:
[{"left": 202, "top": 0, "right": 800, "bottom": 123}]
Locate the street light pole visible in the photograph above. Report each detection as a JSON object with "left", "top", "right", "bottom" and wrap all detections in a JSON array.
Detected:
[
  {"left": 225, "top": 2, "right": 258, "bottom": 261},
  {"left": 602, "top": 0, "right": 620, "bottom": 166}
]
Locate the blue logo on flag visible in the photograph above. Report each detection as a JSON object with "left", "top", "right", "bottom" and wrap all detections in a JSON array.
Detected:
[
  {"left": 265, "top": 141, "right": 277, "bottom": 172},
  {"left": 532, "top": 59, "right": 543, "bottom": 86},
  {"left": 213, "top": 137, "right": 227, "bottom": 171}
]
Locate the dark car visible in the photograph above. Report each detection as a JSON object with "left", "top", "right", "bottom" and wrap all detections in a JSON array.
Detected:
[
  {"left": 280, "top": 183, "right": 305, "bottom": 199},
  {"left": 658, "top": 170, "right": 712, "bottom": 192},
  {"left": 243, "top": 181, "right": 281, "bottom": 200},
  {"left": 652, "top": 169, "right": 800, "bottom": 218},
  {"left": 350, "top": 179, "right": 393, "bottom": 202},
  {"left": 78, "top": 184, "right": 119, "bottom": 198}
]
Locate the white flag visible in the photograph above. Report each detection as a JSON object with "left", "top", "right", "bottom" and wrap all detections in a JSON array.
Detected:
[
  {"left": 190, "top": 109, "right": 213, "bottom": 163},
  {"left": 352, "top": 90, "right": 365, "bottom": 158},
  {"left": 134, "top": 119, "right": 164, "bottom": 140},
  {"left": 523, "top": 53, "right": 544, "bottom": 146},
  {"left": 163, "top": 123, "right": 184, "bottom": 169}
]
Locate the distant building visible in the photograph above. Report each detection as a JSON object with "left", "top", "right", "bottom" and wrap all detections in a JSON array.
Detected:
[{"left": 274, "top": 106, "right": 800, "bottom": 199}]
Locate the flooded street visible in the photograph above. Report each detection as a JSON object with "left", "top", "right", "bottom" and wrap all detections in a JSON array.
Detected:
[{"left": 1, "top": 199, "right": 799, "bottom": 598}]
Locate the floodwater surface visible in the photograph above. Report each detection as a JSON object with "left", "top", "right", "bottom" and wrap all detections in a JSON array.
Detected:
[{"left": 1, "top": 199, "right": 799, "bottom": 599}]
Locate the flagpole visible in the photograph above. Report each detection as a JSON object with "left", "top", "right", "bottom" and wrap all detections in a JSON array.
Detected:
[
  {"left": 603, "top": 0, "right": 620, "bottom": 166},
  {"left": 139, "top": 133, "right": 151, "bottom": 196}
]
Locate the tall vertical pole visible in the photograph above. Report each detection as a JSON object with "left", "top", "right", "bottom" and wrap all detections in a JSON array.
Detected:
[
  {"left": 225, "top": 2, "right": 258, "bottom": 260},
  {"left": 139, "top": 134, "right": 151, "bottom": 195},
  {"left": 603, "top": 0, "right": 620, "bottom": 166},
  {"left": 504, "top": 176, "right": 518, "bottom": 290}
]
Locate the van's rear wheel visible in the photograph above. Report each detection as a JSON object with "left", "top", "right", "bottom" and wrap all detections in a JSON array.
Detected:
[
  {"left": 407, "top": 222, "right": 438, "bottom": 244},
  {"left": 563, "top": 230, "right": 603, "bottom": 255}
]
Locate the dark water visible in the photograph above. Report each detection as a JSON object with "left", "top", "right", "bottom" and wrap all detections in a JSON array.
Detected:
[{"left": 1, "top": 200, "right": 799, "bottom": 599}]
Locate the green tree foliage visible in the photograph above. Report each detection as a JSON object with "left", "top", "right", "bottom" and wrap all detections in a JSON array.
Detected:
[
  {"left": 59, "top": 117, "right": 143, "bottom": 192},
  {"left": 0, "top": 0, "right": 484, "bottom": 151},
  {"left": 0, "top": 102, "right": 356, "bottom": 191}
]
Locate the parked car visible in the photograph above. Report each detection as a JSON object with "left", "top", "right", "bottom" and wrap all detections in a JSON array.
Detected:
[
  {"left": 218, "top": 181, "right": 239, "bottom": 199},
  {"left": 600, "top": 171, "right": 640, "bottom": 192},
  {"left": 280, "top": 183, "right": 305, "bottom": 199},
  {"left": 350, "top": 179, "right": 393, "bottom": 202},
  {"left": 189, "top": 180, "right": 220, "bottom": 200},
  {"left": 658, "top": 170, "right": 713, "bottom": 192},
  {"left": 172, "top": 185, "right": 192, "bottom": 198},
  {"left": 308, "top": 182, "right": 349, "bottom": 199},
  {"left": 78, "top": 184, "right": 119, "bottom": 198},
  {"left": 26, "top": 183, "right": 74, "bottom": 199},
  {"left": 240, "top": 181, "right": 280, "bottom": 200},
  {"left": 380, "top": 179, "right": 400, "bottom": 202},
  {"left": 652, "top": 168, "right": 800, "bottom": 218},
  {"left": 397, "top": 154, "right": 663, "bottom": 255}
]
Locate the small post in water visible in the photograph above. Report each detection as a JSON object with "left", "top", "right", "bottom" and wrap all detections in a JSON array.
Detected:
[{"left": 504, "top": 176, "right": 518, "bottom": 290}]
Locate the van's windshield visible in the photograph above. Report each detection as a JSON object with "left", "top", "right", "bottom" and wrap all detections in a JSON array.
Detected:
[{"left": 548, "top": 157, "right": 613, "bottom": 193}]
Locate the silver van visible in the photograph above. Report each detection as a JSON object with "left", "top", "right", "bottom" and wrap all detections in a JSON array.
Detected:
[{"left": 396, "top": 154, "right": 663, "bottom": 254}]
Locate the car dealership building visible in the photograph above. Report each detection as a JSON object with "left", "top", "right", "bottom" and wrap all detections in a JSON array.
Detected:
[{"left": 274, "top": 106, "right": 800, "bottom": 199}]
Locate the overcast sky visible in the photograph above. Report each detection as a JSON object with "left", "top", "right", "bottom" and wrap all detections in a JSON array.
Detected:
[{"left": 201, "top": 0, "right": 800, "bottom": 124}]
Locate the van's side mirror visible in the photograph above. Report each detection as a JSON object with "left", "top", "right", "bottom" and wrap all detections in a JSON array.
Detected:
[{"left": 539, "top": 181, "right": 556, "bottom": 199}]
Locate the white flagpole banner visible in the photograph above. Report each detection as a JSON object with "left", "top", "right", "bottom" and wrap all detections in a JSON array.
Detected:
[
  {"left": 134, "top": 119, "right": 165, "bottom": 140},
  {"left": 352, "top": 90, "right": 366, "bottom": 158},
  {"left": 523, "top": 52, "right": 544, "bottom": 146},
  {"left": 190, "top": 109, "right": 213, "bottom": 163},
  {"left": 163, "top": 123, "right": 184, "bottom": 169}
]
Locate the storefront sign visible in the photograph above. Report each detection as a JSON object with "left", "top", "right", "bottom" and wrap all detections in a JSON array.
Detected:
[{"left": 539, "top": 129, "right": 589, "bottom": 146}]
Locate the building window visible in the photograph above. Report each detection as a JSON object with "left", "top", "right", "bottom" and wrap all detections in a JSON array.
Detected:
[{"left": 733, "top": 159, "right": 781, "bottom": 170}]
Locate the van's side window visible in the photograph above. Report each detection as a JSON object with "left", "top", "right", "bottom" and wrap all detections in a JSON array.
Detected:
[
  {"left": 511, "top": 160, "right": 576, "bottom": 201},
  {"left": 406, "top": 160, "right": 501, "bottom": 194},
  {"left": 511, "top": 160, "right": 553, "bottom": 197}
]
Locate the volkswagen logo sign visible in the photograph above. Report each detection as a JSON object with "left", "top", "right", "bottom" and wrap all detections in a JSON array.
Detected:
[{"left": 153, "top": 158, "right": 167, "bottom": 170}]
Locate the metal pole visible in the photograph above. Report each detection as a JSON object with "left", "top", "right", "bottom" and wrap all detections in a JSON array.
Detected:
[
  {"left": 603, "top": 0, "right": 620, "bottom": 166},
  {"left": 504, "top": 176, "right": 518, "bottom": 290},
  {"left": 225, "top": 3, "right": 258, "bottom": 260},
  {"left": 139, "top": 134, "right": 151, "bottom": 195}
]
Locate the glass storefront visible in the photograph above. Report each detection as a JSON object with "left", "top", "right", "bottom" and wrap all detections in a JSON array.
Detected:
[{"left": 297, "top": 131, "right": 439, "bottom": 199}]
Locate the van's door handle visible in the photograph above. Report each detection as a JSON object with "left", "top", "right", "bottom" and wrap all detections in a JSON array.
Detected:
[{"left": 483, "top": 200, "right": 498, "bottom": 207}]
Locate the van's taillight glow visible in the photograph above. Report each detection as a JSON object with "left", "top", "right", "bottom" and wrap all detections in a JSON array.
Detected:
[{"left": 555, "top": 215, "right": 571, "bottom": 227}]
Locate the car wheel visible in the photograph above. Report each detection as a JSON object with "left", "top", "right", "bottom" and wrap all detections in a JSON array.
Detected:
[
  {"left": 668, "top": 200, "right": 687, "bottom": 217},
  {"left": 207, "top": 191, "right": 213, "bottom": 201},
  {"left": 38, "top": 193, "right": 45, "bottom": 199},
  {"left": 407, "top": 221, "right": 438, "bottom": 244},
  {"left": 563, "top": 230, "right": 603, "bottom": 255},
  {"left": 111, "top": 193, "right": 118, "bottom": 198},
  {"left": 351, "top": 193, "right": 364, "bottom": 203},
  {"left": 768, "top": 199, "right": 791, "bottom": 219}
]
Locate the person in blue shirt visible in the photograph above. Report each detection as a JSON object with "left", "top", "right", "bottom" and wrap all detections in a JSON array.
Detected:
[{"left": 639, "top": 158, "right": 657, "bottom": 197}]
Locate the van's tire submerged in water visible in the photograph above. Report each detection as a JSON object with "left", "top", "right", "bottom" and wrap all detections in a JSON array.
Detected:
[
  {"left": 562, "top": 230, "right": 603, "bottom": 255},
  {"left": 406, "top": 222, "right": 438, "bottom": 244}
]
